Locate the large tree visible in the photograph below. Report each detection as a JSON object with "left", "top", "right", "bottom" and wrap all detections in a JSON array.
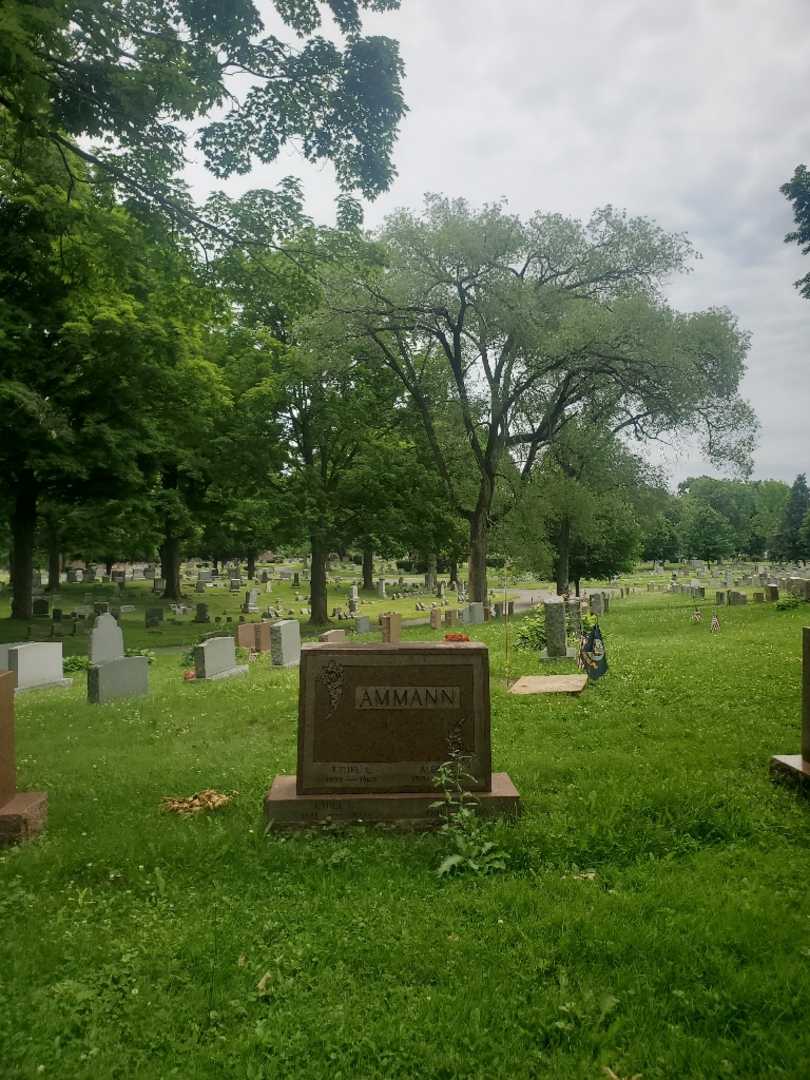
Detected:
[
  {"left": 773, "top": 474, "right": 810, "bottom": 562},
  {"left": 0, "top": 0, "right": 406, "bottom": 224},
  {"left": 327, "top": 197, "right": 757, "bottom": 601},
  {"left": 0, "top": 134, "right": 225, "bottom": 615}
]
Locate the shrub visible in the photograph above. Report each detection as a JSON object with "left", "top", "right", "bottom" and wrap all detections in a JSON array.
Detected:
[
  {"left": 63, "top": 655, "right": 90, "bottom": 673},
  {"left": 515, "top": 610, "right": 546, "bottom": 651},
  {"left": 776, "top": 594, "right": 803, "bottom": 611},
  {"left": 125, "top": 648, "right": 156, "bottom": 665}
]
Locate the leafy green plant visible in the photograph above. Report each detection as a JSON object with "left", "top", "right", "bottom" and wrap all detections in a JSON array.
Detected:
[
  {"left": 63, "top": 654, "right": 90, "bottom": 673},
  {"left": 776, "top": 594, "right": 803, "bottom": 611},
  {"left": 431, "top": 740, "right": 509, "bottom": 878},
  {"left": 514, "top": 610, "right": 546, "bottom": 651},
  {"left": 125, "top": 648, "right": 156, "bottom": 665}
]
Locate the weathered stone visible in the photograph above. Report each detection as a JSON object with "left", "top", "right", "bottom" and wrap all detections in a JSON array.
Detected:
[
  {"left": 467, "top": 602, "right": 484, "bottom": 625},
  {"left": 509, "top": 674, "right": 587, "bottom": 695},
  {"left": 381, "top": 613, "right": 402, "bottom": 644},
  {"left": 236, "top": 622, "right": 257, "bottom": 650},
  {"left": 265, "top": 772, "right": 520, "bottom": 830},
  {"left": 541, "top": 601, "right": 576, "bottom": 660},
  {"left": 766, "top": 585, "right": 779, "bottom": 602},
  {"left": 254, "top": 621, "right": 272, "bottom": 652},
  {"left": 716, "top": 590, "right": 727, "bottom": 605},
  {"left": 319, "top": 629, "right": 347, "bottom": 643},
  {"left": 589, "top": 593, "right": 604, "bottom": 616},
  {"left": 145, "top": 607, "right": 164, "bottom": 628},
  {"left": 376, "top": 578, "right": 387, "bottom": 598},
  {"left": 355, "top": 615, "right": 371, "bottom": 634},
  {"left": 0, "top": 670, "right": 48, "bottom": 846},
  {"left": 32, "top": 598, "right": 49, "bottom": 617},
  {"left": 89, "top": 613, "right": 124, "bottom": 665},
  {"left": 293, "top": 642, "right": 495, "bottom": 796},
  {"left": 7, "top": 643, "right": 71, "bottom": 693},
  {"left": 753, "top": 592, "right": 765, "bottom": 603},
  {"left": 430, "top": 609, "right": 443, "bottom": 630},
  {"left": 88, "top": 656, "right": 149, "bottom": 704},
  {"left": 271, "top": 620, "right": 301, "bottom": 667},
  {"left": 194, "top": 603, "right": 210, "bottom": 623},
  {"left": 445, "top": 609, "right": 459, "bottom": 627},
  {"left": 194, "top": 637, "right": 247, "bottom": 681},
  {"left": 771, "top": 626, "right": 810, "bottom": 789}
]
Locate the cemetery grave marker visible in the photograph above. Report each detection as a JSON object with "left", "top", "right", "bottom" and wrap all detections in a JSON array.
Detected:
[
  {"left": 7, "top": 643, "right": 72, "bottom": 693},
  {"left": 0, "top": 671, "right": 48, "bottom": 845},
  {"left": 265, "top": 641, "right": 520, "bottom": 827},
  {"left": 194, "top": 637, "right": 248, "bottom": 681},
  {"left": 541, "top": 601, "right": 576, "bottom": 660},
  {"left": 271, "top": 620, "right": 301, "bottom": 667},
  {"left": 771, "top": 626, "right": 810, "bottom": 789}
]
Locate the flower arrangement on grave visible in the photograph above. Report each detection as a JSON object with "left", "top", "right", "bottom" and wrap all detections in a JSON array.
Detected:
[
  {"left": 444, "top": 632, "right": 470, "bottom": 642},
  {"left": 182, "top": 669, "right": 197, "bottom": 681}
]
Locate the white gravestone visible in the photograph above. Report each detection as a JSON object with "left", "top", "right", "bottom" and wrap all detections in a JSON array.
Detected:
[
  {"left": 8, "top": 643, "right": 72, "bottom": 693},
  {"left": 194, "top": 637, "right": 247, "bottom": 681},
  {"left": 271, "top": 620, "right": 301, "bottom": 667}
]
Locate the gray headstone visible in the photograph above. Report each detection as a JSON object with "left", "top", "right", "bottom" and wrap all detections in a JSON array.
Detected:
[
  {"left": 271, "top": 620, "right": 301, "bottom": 667},
  {"left": 89, "top": 613, "right": 124, "bottom": 665},
  {"left": 88, "top": 655, "right": 149, "bottom": 704},
  {"left": 355, "top": 615, "right": 371, "bottom": 634},
  {"left": 542, "top": 601, "right": 571, "bottom": 659},
  {"left": 589, "top": 593, "right": 604, "bottom": 616},
  {"left": 145, "top": 608, "right": 164, "bottom": 628},
  {"left": 376, "top": 578, "right": 386, "bottom": 598},
  {"left": 8, "top": 643, "right": 72, "bottom": 693},
  {"left": 467, "top": 602, "right": 484, "bottom": 625},
  {"left": 194, "top": 637, "right": 247, "bottom": 680}
]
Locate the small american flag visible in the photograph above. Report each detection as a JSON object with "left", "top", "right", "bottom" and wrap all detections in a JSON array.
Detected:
[
  {"left": 711, "top": 611, "right": 721, "bottom": 633},
  {"left": 691, "top": 608, "right": 703, "bottom": 623}
]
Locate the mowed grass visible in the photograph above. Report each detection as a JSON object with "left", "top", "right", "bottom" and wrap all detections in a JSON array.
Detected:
[{"left": 2, "top": 594, "right": 810, "bottom": 1079}]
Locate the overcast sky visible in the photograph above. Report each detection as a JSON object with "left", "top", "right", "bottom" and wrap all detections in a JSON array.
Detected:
[{"left": 188, "top": 0, "right": 810, "bottom": 488}]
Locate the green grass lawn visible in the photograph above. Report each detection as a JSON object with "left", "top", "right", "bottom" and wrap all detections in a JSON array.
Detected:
[{"left": 3, "top": 593, "right": 810, "bottom": 1078}]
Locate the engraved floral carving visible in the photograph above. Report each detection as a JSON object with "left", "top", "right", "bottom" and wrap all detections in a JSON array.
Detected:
[{"left": 319, "top": 659, "right": 344, "bottom": 719}]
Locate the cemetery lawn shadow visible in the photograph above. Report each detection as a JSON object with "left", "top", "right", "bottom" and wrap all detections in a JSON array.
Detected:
[{"left": 3, "top": 593, "right": 810, "bottom": 1078}]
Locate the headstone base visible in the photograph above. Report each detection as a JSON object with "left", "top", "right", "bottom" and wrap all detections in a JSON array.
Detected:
[
  {"left": 539, "top": 647, "right": 577, "bottom": 661},
  {"left": 264, "top": 772, "right": 521, "bottom": 830},
  {"left": 15, "top": 678, "right": 72, "bottom": 696},
  {"left": 197, "top": 665, "right": 248, "bottom": 682},
  {"left": 0, "top": 791, "right": 48, "bottom": 846},
  {"left": 770, "top": 754, "right": 810, "bottom": 789}
]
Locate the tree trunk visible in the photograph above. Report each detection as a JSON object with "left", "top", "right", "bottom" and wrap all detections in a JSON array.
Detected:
[
  {"left": 362, "top": 547, "right": 374, "bottom": 591},
  {"left": 468, "top": 510, "right": 489, "bottom": 603},
  {"left": 11, "top": 480, "right": 37, "bottom": 620},
  {"left": 309, "top": 534, "right": 328, "bottom": 625},
  {"left": 448, "top": 558, "right": 459, "bottom": 586},
  {"left": 160, "top": 533, "right": 182, "bottom": 601},
  {"left": 555, "top": 519, "right": 571, "bottom": 595},
  {"left": 426, "top": 552, "right": 438, "bottom": 592},
  {"left": 246, "top": 551, "right": 256, "bottom": 580},
  {"left": 212, "top": 557, "right": 219, "bottom": 574},
  {"left": 104, "top": 557, "right": 113, "bottom": 576},
  {"left": 47, "top": 527, "right": 61, "bottom": 592},
  {"left": 574, "top": 578, "right": 581, "bottom": 598}
]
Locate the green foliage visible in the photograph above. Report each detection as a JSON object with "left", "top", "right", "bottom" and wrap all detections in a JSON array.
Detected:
[
  {"left": 781, "top": 162, "right": 810, "bottom": 298},
  {"left": 678, "top": 476, "right": 790, "bottom": 558},
  {"left": 62, "top": 654, "right": 90, "bottom": 673},
  {"left": 772, "top": 474, "right": 810, "bottom": 562},
  {"left": 775, "top": 594, "right": 803, "bottom": 611},
  {"left": 431, "top": 749, "right": 509, "bottom": 878},
  {"left": 4, "top": 599, "right": 810, "bottom": 1076},
  {"left": 514, "top": 610, "right": 547, "bottom": 651},
  {"left": 125, "top": 648, "right": 156, "bottom": 665},
  {"left": 0, "top": 0, "right": 406, "bottom": 216},
  {"left": 679, "top": 501, "right": 736, "bottom": 565}
]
